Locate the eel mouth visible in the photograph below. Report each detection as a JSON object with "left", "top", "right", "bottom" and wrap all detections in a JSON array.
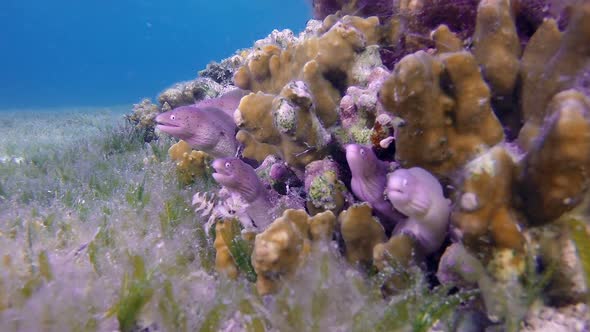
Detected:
[{"left": 155, "top": 114, "right": 183, "bottom": 134}]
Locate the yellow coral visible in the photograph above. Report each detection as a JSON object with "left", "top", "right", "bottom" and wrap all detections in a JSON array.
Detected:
[
  {"left": 431, "top": 25, "right": 463, "bottom": 54},
  {"left": 373, "top": 233, "right": 419, "bottom": 293},
  {"left": 168, "top": 140, "right": 210, "bottom": 184},
  {"left": 214, "top": 219, "right": 239, "bottom": 279}
]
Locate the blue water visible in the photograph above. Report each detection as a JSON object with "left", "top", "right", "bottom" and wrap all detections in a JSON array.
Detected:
[{"left": 0, "top": 1, "right": 311, "bottom": 109}]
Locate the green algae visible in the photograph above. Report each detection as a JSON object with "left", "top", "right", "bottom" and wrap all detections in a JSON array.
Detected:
[
  {"left": 38, "top": 251, "right": 53, "bottom": 282},
  {"left": 239, "top": 299, "right": 266, "bottom": 332},
  {"left": 569, "top": 217, "right": 590, "bottom": 303},
  {"left": 198, "top": 302, "right": 227, "bottom": 332},
  {"left": 125, "top": 177, "right": 150, "bottom": 209},
  {"left": 158, "top": 279, "right": 188, "bottom": 332},
  {"left": 219, "top": 219, "right": 257, "bottom": 282},
  {"left": 159, "top": 194, "right": 191, "bottom": 237},
  {"left": 109, "top": 255, "right": 154, "bottom": 332}
]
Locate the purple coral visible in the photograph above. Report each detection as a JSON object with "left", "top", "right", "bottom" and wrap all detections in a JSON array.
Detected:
[{"left": 386, "top": 167, "right": 450, "bottom": 254}]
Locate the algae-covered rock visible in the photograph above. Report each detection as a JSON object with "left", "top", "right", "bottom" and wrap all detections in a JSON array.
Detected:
[{"left": 304, "top": 159, "right": 352, "bottom": 216}]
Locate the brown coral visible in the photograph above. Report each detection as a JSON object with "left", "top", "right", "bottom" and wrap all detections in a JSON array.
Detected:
[
  {"left": 451, "top": 145, "right": 525, "bottom": 254},
  {"left": 338, "top": 203, "right": 386, "bottom": 266},
  {"left": 380, "top": 50, "right": 504, "bottom": 178},
  {"left": 234, "top": 15, "right": 386, "bottom": 169},
  {"left": 519, "top": 3, "right": 590, "bottom": 149},
  {"left": 520, "top": 90, "right": 590, "bottom": 225},
  {"left": 251, "top": 209, "right": 336, "bottom": 295},
  {"left": 472, "top": 0, "right": 521, "bottom": 99}
]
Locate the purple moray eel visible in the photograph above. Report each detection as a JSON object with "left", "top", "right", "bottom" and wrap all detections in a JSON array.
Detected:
[
  {"left": 155, "top": 106, "right": 237, "bottom": 158},
  {"left": 345, "top": 144, "right": 402, "bottom": 232},
  {"left": 155, "top": 89, "right": 248, "bottom": 158},
  {"left": 211, "top": 157, "right": 273, "bottom": 229},
  {"left": 195, "top": 88, "right": 249, "bottom": 117},
  {"left": 385, "top": 167, "right": 451, "bottom": 255}
]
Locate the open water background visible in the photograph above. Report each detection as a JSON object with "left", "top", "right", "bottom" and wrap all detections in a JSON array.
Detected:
[{"left": 0, "top": 0, "right": 311, "bottom": 109}]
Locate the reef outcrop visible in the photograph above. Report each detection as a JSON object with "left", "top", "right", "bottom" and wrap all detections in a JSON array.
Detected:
[{"left": 127, "top": 1, "right": 590, "bottom": 328}]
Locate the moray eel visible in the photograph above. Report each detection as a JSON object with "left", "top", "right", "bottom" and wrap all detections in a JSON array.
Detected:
[
  {"left": 195, "top": 88, "right": 249, "bottom": 117},
  {"left": 155, "top": 105, "right": 237, "bottom": 158},
  {"left": 386, "top": 167, "right": 450, "bottom": 254},
  {"left": 345, "top": 144, "right": 401, "bottom": 231},
  {"left": 212, "top": 157, "right": 273, "bottom": 228}
]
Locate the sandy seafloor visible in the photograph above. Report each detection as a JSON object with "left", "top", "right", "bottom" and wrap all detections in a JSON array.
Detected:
[{"left": 0, "top": 107, "right": 588, "bottom": 332}]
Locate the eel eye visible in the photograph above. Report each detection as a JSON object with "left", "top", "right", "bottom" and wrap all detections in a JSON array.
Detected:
[
  {"left": 170, "top": 115, "right": 176, "bottom": 120},
  {"left": 360, "top": 149, "right": 366, "bottom": 156},
  {"left": 225, "top": 162, "right": 231, "bottom": 168}
]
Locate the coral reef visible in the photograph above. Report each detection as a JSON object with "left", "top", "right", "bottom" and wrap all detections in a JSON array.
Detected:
[
  {"left": 233, "top": 15, "right": 386, "bottom": 169},
  {"left": 158, "top": 77, "right": 226, "bottom": 111},
  {"left": 126, "top": 99, "right": 161, "bottom": 142},
  {"left": 22, "top": 1, "right": 588, "bottom": 330},
  {"left": 198, "top": 55, "right": 245, "bottom": 86}
]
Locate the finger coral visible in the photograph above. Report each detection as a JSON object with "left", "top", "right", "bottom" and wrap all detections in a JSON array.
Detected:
[
  {"left": 168, "top": 140, "right": 210, "bottom": 185},
  {"left": 338, "top": 203, "right": 386, "bottom": 266},
  {"left": 214, "top": 219, "right": 239, "bottom": 279},
  {"left": 380, "top": 50, "right": 504, "bottom": 178},
  {"left": 519, "top": 3, "right": 590, "bottom": 148},
  {"left": 251, "top": 209, "right": 335, "bottom": 295},
  {"left": 472, "top": 0, "right": 521, "bottom": 100},
  {"left": 520, "top": 90, "right": 590, "bottom": 225},
  {"left": 233, "top": 15, "right": 386, "bottom": 169},
  {"left": 451, "top": 146, "right": 525, "bottom": 254}
]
